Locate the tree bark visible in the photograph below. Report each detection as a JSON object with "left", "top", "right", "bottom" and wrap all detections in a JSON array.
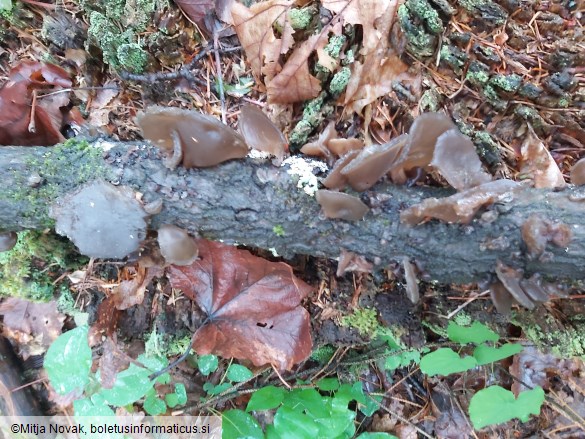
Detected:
[{"left": 2, "top": 140, "right": 585, "bottom": 285}]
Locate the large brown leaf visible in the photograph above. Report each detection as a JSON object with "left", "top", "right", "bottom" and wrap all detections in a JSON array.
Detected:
[
  {"left": 168, "top": 239, "right": 312, "bottom": 370},
  {"left": 0, "top": 61, "right": 72, "bottom": 146},
  {"left": 174, "top": 0, "right": 215, "bottom": 23}
]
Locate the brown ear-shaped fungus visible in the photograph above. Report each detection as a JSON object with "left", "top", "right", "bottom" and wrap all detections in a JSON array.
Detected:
[
  {"left": 571, "top": 158, "right": 585, "bottom": 186},
  {"left": 403, "top": 256, "right": 420, "bottom": 303},
  {"left": 322, "top": 150, "right": 360, "bottom": 190},
  {"left": 239, "top": 105, "right": 286, "bottom": 161},
  {"left": 137, "top": 106, "right": 248, "bottom": 168},
  {"left": 340, "top": 134, "right": 409, "bottom": 191},
  {"left": 336, "top": 249, "right": 373, "bottom": 277},
  {"left": 400, "top": 179, "right": 518, "bottom": 225},
  {"left": 50, "top": 180, "right": 147, "bottom": 258},
  {"left": 316, "top": 190, "right": 369, "bottom": 221},
  {"left": 300, "top": 121, "right": 337, "bottom": 160},
  {"left": 495, "top": 261, "right": 535, "bottom": 309},
  {"left": 489, "top": 281, "right": 514, "bottom": 314},
  {"left": 430, "top": 129, "right": 491, "bottom": 191},
  {"left": 519, "top": 276, "right": 549, "bottom": 302},
  {"left": 521, "top": 215, "right": 572, "bottom": 258},
  {"left": 393, "top": 112, "right": 455, "bottom": 174},
  {"left": 520, "top": 127, "right": 566, "bottom": 189},
  {"left": 0, "top": 232, "right": 17, "bottom": 252},
  {"left": 157, "top": 224, "right": 198, "bottom": 266},
  {"left": 327, "top": 138, "right": 364, "bottom": 157}
]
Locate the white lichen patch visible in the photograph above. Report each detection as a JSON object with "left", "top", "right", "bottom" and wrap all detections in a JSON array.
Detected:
[
  {"left": 93, "top": 139, "right": 117, "bottom": 152},
  {"left": 282, "top": 156, "right": 328, "bottom": 196},
  {"left": 247, "top": 149, "right": 272, "bottom": 160}
]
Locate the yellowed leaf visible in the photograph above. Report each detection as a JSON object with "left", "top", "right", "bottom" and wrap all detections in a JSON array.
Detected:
[{"left": 519, "top": 128, "right": 566, "bottom": 189}]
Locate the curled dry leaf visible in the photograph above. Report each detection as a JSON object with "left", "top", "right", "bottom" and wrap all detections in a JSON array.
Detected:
[
  {"left": 0, "top": 298, "right": 65, "bottom": 349},
  {"left": 336, "top": 249, "right": 373, "bottom": 277},
  {"left": 0, "top": 61, "right": 72, "bottom": 146},
  {"left": 400, "top": 180, "right": 518, "bottom": 225},
  {"left": 111, "top": 264, "right": 164, "bottom": 310},
  {"left": 168, "top": 239, "right": 313, "bottom": 370},
  {"left": 403, "top": 256, "right": 419, "bottom": 304},
  {"left": 519, "top": 127, "right": 566, "bottom": 189},
  {"left": 174, "top": 0, "right": 215, "bottom": 23}
]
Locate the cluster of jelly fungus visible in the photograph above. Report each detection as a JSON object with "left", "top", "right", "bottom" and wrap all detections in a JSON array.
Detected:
[{"left": 136, "top": 106, "right": 248, "bottom": 169}]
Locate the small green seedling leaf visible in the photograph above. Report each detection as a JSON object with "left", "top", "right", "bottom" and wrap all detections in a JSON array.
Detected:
[
  {"left": 73, "top": 397, "right": 116, "bottom": 417},
  {"left": 357, "top": 433, "right": 399, "bottom": 439},
  {"left": 45, "top": 326, "right": 92, "bottom": 395},
  {"left": 137, "top": 354, "right": 170, "bottom": 384},
  {"left": 447, "top": 321, "right": 499, "bottom": 345},
  {"left": 223, "top": 409, "right": 264, "bottom": 439},
  {"left": 283, "top": 388, "right": 329, "bottom": 418},
  {"left": 246, "top": 385, "right": 286, "bottom": 411},
  {"left": 473, "top": 343, "right": 523, "bottom": 365},
  {"left": 384, "top": 349, "right": 421, "bottom": 371},
  {"left": 420, "top": 348, "right": 477, "bottom": 376},
  {"left": 203, "top": 382, "right": 231, "bottom": 395},
  {"left": 227, "top": 364, "right": 253, "bottom": 382},
  {"left": 165, "top": 383, "right": 187, "bottom": 408},
  {"left": 197, "top": 354, "right": 218, "bottom": 376},
  {"left": 96, "top": 363, "right": 154, "bottom": 406},
  {"left": 469, "top": 385, "right": 545, "bottom": 429},
  {"left": 317, "top": 377, "right": 340, "bottom": 391},
  {"left": 144, "top": 393, "right": 167, "bottom": 415},
  {"left": 335, "top": 382, "right": 366, "bottom": 405}
]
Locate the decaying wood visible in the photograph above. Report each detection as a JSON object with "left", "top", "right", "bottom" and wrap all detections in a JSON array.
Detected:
[{"left": 1, "top": 140, "right": 585, "bottom": 286}]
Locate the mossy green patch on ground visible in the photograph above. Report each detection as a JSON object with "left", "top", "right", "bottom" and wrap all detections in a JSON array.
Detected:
[
  {"left": 0, "top": 231, "right": 87, "bottom": 301},
  {"left": 145, "top": 327, "right": 192, "bottom": 358},
  {"left": 341, "top": 307, "right": 380, "bottom": 338}
]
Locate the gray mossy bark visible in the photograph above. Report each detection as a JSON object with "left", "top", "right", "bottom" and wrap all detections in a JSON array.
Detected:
[{"left": 1, "top": 140, "right": 585, "bottom": 286}]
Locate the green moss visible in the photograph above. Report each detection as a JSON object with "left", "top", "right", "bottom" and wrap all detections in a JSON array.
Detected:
[
  {"left": 489, "top": 74, "right": 522, "bottom": 93},
  {"left": 513, "top": 314, "right": 585, "bottom": 358},
  {"left": 453, "top": 312, "right": 472, "bottom": 327},
  {"left": 145, "top": 327, "right": 192, "bottom": 358},
  {"left": 288, "top": 7, "right": 313, "bottom": 30},
  {"left": 466, "top": 68, "right": 490, "bottom": 87},
  {"left": 325, "top": 35, "right": 346, "bottom": 59},
  {"left": 398, "top": 4, "right": 436, "bottom": 58},
  {"left": 289, "top": 93, "right": 331, "bottom": 149},
  {"left": 473, "top": 131, "right": 501, "bottom": 166},
  {"left": 4, "top": 139, "right": 110, "bottom": 227},
  {"left": 329, "top": 66, "right": 351, "bottom": 96},
  {"left": 0, "top": 231, "right": 87, "bottom": 301},
  {"left": 341, "top": 307, "right": 380, "bottom": 337},
  {"left": 310, "top": 344, "right": 336, "bottom": 364},
  {"left": 419, "top": 88, "right": 442, "bottom": 112},
  {"left": 440, "top": 44, "right": 466, "bottom": 74},
  {"left": 272, "top": 225, "right": 285, "bottom": 237}
]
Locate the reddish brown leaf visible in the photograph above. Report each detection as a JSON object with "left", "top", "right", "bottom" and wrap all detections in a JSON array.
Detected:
[
  {"left": 175, "top": 0, "right": 215, "bottom": 23},
  {"left": 168, "top": 239, "right": 313, "bottom": 370},
  {"left": 0, "top": 61, "right": 72, "bottom": 146}
]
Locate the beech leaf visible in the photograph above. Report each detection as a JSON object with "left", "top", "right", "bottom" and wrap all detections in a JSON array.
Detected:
[{"left": 168, "top": 239, "right": 313, "bottom": 370}]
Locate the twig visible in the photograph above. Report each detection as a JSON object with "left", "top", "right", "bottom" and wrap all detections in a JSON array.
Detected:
[
  {"left": 213, "top": 30, "right": 227, "bottom": 124},
  {"left": 446, "top": 289, "right": 491, "bottom": 319}
]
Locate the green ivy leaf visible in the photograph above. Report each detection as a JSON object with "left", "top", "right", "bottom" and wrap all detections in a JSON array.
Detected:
[
  {"left": 227, "top": 364, "right": 253, "bottom": 383},
  {"left": 283, "top": 388, "right": 329, "bottom": 418},
  {"left": 137, "top": 354, "right": 170, "bottom": 384},
  {"left": 384, "top": 349, "right": 421, "bottom": 371},
  {"left": 223, "top": 409, "right": 264, "bottom": 439},
  {"left": 246, "top": 386, "right": 286, "bottom": 411},
  {"left": 447, "top": 321, "right": 499, "bottom": 345},
  {"left": 473, "top": 343, "right": 523, "bottom": 365},
  {"left": 359, "top": 394, "right": 382, "bottom": 417},
  {"left": 73, "top": 396, "right": 115, "bottom": 417},
  {"left": 335, "top": 382, "right": 366, "bottom": 405},
  {"left": 356, "top": 433, "right": 399, "bottom": 439},
  {"left": 144, "top": 393, "right": 167, "bottom": 415},
  {"left": 197, "top": 354, "right": 218, "bottom": 376},
  {"left": 317, "top": 377, "right": 340, "bottom": 391},
  {"left": 420, "top": 348, "right": 477, "bottom": 376},
  {"left": 45, "top": 326, "right": 92, "bottom": 395},
  {"left": 469, "top": 386, "right": 545, "bottom": 429},
  {"left": 96, "top": 363, "right": 154, "bottom": 406},
  {"left": 273, "top": 406, "right": 319, "bottom": 438}
]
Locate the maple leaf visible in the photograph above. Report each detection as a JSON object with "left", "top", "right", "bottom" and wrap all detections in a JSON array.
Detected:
[{"left": 168, "top": 239, "right": 312, "bottom": 370}]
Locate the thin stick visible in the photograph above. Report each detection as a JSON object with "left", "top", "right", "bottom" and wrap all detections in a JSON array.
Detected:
[{"left": 213, "top": 31, "right": 227, "bottom": 124}]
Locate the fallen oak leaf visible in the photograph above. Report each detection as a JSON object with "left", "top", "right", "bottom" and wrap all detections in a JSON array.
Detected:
[{"left": 168, "top": 239, "right": 313, "bottom": 370}]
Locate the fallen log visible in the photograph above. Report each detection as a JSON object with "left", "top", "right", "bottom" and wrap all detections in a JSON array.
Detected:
[{"left": 1, "top": 139, "right": 585, "bottom": 286}]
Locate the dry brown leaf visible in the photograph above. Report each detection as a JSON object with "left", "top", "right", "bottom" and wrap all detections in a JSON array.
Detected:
[
  {"left": 519, "top": 127, "right": 566, "bottom": 189},
  {"left": 168, "top": 239, "right": 313, "bottom": 370},
  {"left": 340, "top": 0, "right": 410, "bottom": 114},
  {"left": 0, "top": 298, "right": 65, "bottom": 349},
  {"left": 174, "top": 0, "right": 215, "bottom": 23},
  {"left": 111, "top": 265, "right": 163, "bottom": 310},
  {"left": 267, "top": 32, "right": 329, "bottom": 103},
  {"left": 231, "top": 0, "right": 295, "bottom": 82}
]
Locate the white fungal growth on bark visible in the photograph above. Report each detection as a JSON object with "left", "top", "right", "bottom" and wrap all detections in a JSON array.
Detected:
[{"left": 283, "top": 156, "right": 328, "bottom": 196}]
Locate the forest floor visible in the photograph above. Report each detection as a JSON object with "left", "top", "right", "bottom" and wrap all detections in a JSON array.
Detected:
[{"left": 1, "top": 0, "right": 585, "bottom": 438}]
